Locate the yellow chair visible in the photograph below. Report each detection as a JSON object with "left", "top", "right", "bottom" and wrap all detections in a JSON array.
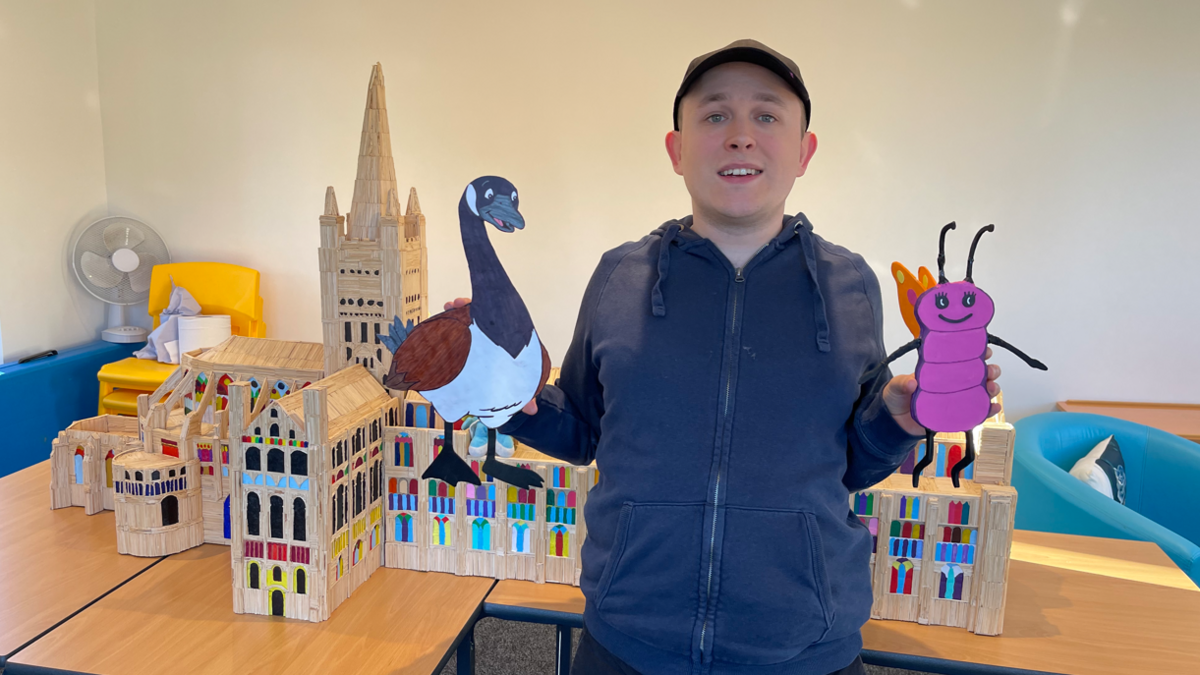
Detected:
[{"left": 97, "top": 262, "right": 267, "bottom": 415}]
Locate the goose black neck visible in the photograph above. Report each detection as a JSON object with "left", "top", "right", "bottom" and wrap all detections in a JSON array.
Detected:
[{"left": 458, "top": 197, "right": 535, "bottom": 358}]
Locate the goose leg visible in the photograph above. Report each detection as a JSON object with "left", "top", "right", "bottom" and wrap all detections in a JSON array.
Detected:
[
  {"left": 421, "top": 421, "right": 481, "bottom": 486},
  {"left": 911, "top": 428, "right": 935, "bottom": 488},
  {"left": 949, "top": 431, "right": 976, "bottom": 489},
  {"left": 482, "top": 428, "right": 544, "bottom": 489}
]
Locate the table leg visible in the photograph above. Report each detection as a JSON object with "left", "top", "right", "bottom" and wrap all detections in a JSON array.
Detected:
[
  {"left": 456, "top": 623, "right": 475, "bottom": 675},
  {"left": 556, "top": 624, "right": 572, "bottom": 675}
]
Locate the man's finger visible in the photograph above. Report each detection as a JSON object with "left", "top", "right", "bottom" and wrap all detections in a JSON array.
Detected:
[
  {"left": 521, "top": 398, "right": 538, "bottom": 415},
  {"left": 987, "top": 363, "right": 1001, "bottom": 381},
  {"left": 987, "top": 381, "right": 1001, "bottom": 397}
]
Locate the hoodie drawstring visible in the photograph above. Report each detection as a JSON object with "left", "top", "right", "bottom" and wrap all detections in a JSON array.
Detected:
[
  {"left": 794, "top": 218, "right": 831, "bottom": 353},
  {"left": 651, "top": 222, "right": 682, "bottom": 317}
]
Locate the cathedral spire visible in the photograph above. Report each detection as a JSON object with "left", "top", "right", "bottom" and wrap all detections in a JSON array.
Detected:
[{"left": 347, "top": 63, "right": 398, "bottom": 240}]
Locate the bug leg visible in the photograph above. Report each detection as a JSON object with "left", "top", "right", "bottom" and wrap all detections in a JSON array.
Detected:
[
  {"left": 912, "top": 428, "right": 935, "bottom": 488},
  {"left": 950, "top": 431, "right": 977, "bottom": 488}
]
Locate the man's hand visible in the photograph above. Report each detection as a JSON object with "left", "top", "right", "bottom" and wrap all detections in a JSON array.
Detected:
[
  {"left": 443, "top": 297, "right": 538, "bottom": 416},
  {"left": 882, "top": 347, "right": 1002, "bottom": 436}
]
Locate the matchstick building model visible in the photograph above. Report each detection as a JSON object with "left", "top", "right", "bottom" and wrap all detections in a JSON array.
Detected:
[
  {"left": 382, "top": 425, "right": 594, "bottom": 586},
  {"left": 112, "top": 450, "right": 204, "bottom": 556},
  {"left": 319, "top": 62, "right": 428, "bottom": 386},
  {"left": 850, "top": 422, "right": 1018, "bottom": 635},
  {"left": 137, "top": 336, "right": 326, "bottom": 545},
  {"left": 227, "top": 367, "right": 398, "bottom": 621},
  {"left": 50, "top": 415, "right": 142, "bottom": 515}
]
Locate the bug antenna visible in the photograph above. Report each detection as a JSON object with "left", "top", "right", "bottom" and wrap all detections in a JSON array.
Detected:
[
  {"left": 937, "top": 222, "right": 956, "bottom": 284},
  {"left": 965, "top": 224, "right": 995, "bottom": 283}
]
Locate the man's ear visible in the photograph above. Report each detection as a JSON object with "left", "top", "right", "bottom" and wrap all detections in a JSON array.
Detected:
[
  {"left": 796, "top": 131, "right": 818, "bottom": 178},
  {"left": 665, "top": 130, "right": 684, "bottom": 176}
]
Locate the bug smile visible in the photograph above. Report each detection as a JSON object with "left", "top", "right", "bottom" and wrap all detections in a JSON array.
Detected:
[{"left": 938, "top": 313, "right": 973, "bottom": 324}]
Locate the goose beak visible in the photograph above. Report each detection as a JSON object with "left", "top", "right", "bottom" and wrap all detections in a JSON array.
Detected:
[{"left": 482, "top": 196, "right": 524, "bottom": 233}]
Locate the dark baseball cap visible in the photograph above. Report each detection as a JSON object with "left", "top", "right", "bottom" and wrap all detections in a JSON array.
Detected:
[{"left": 673, "top": 39, "right": 811, "bottom": 131}]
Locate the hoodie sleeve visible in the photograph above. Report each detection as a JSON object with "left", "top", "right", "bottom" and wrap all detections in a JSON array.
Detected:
[
  {"left": 843, "top": 257, "right": 924, "bottom": 492},
  {"left": 498, "top": 245, "right": 632, "bottom": 465}
]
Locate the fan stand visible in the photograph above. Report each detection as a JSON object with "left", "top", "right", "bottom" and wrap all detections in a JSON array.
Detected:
[{"left": 102, "top": 304, "right": 149, "bottom": 344}]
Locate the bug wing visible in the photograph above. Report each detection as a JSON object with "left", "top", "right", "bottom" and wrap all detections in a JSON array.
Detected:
[
  {"left": 891, "top": 262, "right": 928, "bottom": 339},
  {"left": 916, "top": 266, "right": 936, "bottom": 291}
]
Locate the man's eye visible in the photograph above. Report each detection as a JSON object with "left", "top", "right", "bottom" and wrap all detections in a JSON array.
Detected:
[
  {"left": 758, "top": 114, "right": 776, "bottom": 123},
  {"left": 706, "top": 114, "right": 725, "bottom": 123}
]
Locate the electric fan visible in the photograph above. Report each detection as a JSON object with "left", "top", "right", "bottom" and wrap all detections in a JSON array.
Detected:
[{"left": 71, "top": 216, "right": 171, "bottom": 343}]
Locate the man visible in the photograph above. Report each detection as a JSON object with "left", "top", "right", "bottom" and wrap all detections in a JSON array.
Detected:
[{"left": 454, "top": 39, "right": 1004, "bottom": 674}]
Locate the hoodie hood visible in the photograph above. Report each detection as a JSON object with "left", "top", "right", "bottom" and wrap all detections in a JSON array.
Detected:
[{"left": 649, "top": 213, "right": 831, "bottom": 353}]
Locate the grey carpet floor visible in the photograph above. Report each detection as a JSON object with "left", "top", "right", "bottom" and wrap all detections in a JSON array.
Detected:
[{"left": 439, "top": 618, "right": 926, "bottom": 675}]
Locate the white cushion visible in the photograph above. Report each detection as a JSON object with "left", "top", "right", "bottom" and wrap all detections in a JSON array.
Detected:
[{"left": 1069, "top": 435, "right": 1127, "bottom": 505}]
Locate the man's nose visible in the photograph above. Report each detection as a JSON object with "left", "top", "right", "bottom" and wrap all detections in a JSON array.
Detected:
[{"left": 726, "top": 121, "right": 755, "bottom": 151}]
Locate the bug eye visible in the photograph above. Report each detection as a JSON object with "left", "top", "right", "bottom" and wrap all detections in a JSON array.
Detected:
[
  {"left": 511, "top": 191, "right": 517, "bottom": 203},
  {"left": 962, "top": 293, "right": 976, "bottom": 308},
  {"left": 484, "top": 188, "right": 494, "bottom": 200},
  {"left": 935, "top": 293, "right": 949, "bottom": 310}
]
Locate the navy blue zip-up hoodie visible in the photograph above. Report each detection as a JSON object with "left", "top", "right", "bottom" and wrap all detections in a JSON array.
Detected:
[{"left": 500, "top": 214, "right": 921, "bottom": 675}]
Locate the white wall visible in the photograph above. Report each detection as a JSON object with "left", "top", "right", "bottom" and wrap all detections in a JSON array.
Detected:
[
  {"left": 88, "top": 0, "right": 1200, "bottom": 418},
  {"left": 0, "top": 0, "right": 111, "bottom": 362}
]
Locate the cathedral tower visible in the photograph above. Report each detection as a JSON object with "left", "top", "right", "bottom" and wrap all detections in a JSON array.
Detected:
[{"left": 319, "top": 63, "right": 428, "bottom": 384}]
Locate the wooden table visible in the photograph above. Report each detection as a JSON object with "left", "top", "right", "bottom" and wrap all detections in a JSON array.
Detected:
[
  {"left": 0, "top": 461, "right": 159, "bottom": 658},
  {"left": 7, "top": 543, "right": 495, "bottom": 675},
  {"left": 1056, "top": 400, "right": 1200, "bottom": 442},
  {"left": 481, "top": 530, "right": 1200, "bottom": 675}
]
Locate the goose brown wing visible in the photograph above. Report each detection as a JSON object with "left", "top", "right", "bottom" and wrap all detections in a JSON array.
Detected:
[
  {"left": 536, "top": 338, "right": 552, "bottom": 398},
  {"left": 385, "top": 305, "right": 472, "bottom": 392}
]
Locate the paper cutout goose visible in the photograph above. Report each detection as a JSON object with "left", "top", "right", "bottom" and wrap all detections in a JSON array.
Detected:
[{"left": 381, "top": 176, "right": 548, "bottom": 489}]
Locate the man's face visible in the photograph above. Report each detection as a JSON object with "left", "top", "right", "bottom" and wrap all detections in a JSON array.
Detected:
[{"left": 666, "top": 62, "right": 817, "bottom": 226}]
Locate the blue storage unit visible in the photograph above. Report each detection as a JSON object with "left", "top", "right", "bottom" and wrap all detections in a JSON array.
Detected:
[
  {"left": 0, "top": 341, "right": 140, "bottom": 478},
  {"left": 1012, "top": 411, "right": 1200, "bottom": 586}
]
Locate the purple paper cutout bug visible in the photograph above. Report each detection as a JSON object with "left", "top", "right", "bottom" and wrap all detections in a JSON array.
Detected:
[{"left": 862, "top": 222, "right": 1047, "bottom": 488}]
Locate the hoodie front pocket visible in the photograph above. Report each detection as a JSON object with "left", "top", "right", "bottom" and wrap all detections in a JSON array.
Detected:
[
  {"left": 595, "top": 502, "right": 706, "bottom": 656},
  {"left": 711, "top": 507, "right": 835, "bottom": 665}
]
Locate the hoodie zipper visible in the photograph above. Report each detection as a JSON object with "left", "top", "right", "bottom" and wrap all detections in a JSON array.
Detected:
[{"left": 698, "top": 264, "right": 745, "bottom": 661}]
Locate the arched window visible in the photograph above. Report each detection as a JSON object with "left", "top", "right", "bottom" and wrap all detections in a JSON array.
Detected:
[
  {"left": 272, "top": 566, "right": 283, "bottom": 583},
  {"left": 267, "top": 448, "right": 284, "bottom": 473},
  {"left": 289, "top": 430, "right": 295, "bottom": 440},
  {"left": 247, "top": 492, "right": 261, "bottom": 536},
  {"left": 246, "top": 447, "right": 261, "bottom": 471},
  {"left": 270, "top": 423, "right": 280, "bottom": 437},
  {"left": 293, "top": 498, "right": 306, "bottom": 541},
  {"left": 135, "top": 471, "right": 143, "bottom": 481},
  {"left": 337, "top": 484, "right": 347, "bottom": 530},
  {"left": 295, "top": 568, "right": 307, "bottom": 594},
  {"left": 270, "top": 408, "right": 278, "bottom": 418},
  {"left": 105, "top": 450, "right": 114, "bottom": 488},
  {"left": 73, "top": 447, "right": 86, "bottom": 484},
  {"left": 152, "top": 470, "right": 161, "bottom": 481},
  {"left": 290, "top": 451, "right": 308, "bottom": 476},
  {"left": 249, "top": 562, "right": 260, "bottom": 589},
  {"left": 269, "top": 495, "right": 283, "bottom": 539},
  {"left": 161, "top": 495, "right": 179, "bottom": 526}
]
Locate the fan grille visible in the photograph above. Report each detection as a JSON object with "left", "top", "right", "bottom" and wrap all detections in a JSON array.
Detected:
[{"left": 72, "top": 216, "right": 170, "bottom": 305}]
